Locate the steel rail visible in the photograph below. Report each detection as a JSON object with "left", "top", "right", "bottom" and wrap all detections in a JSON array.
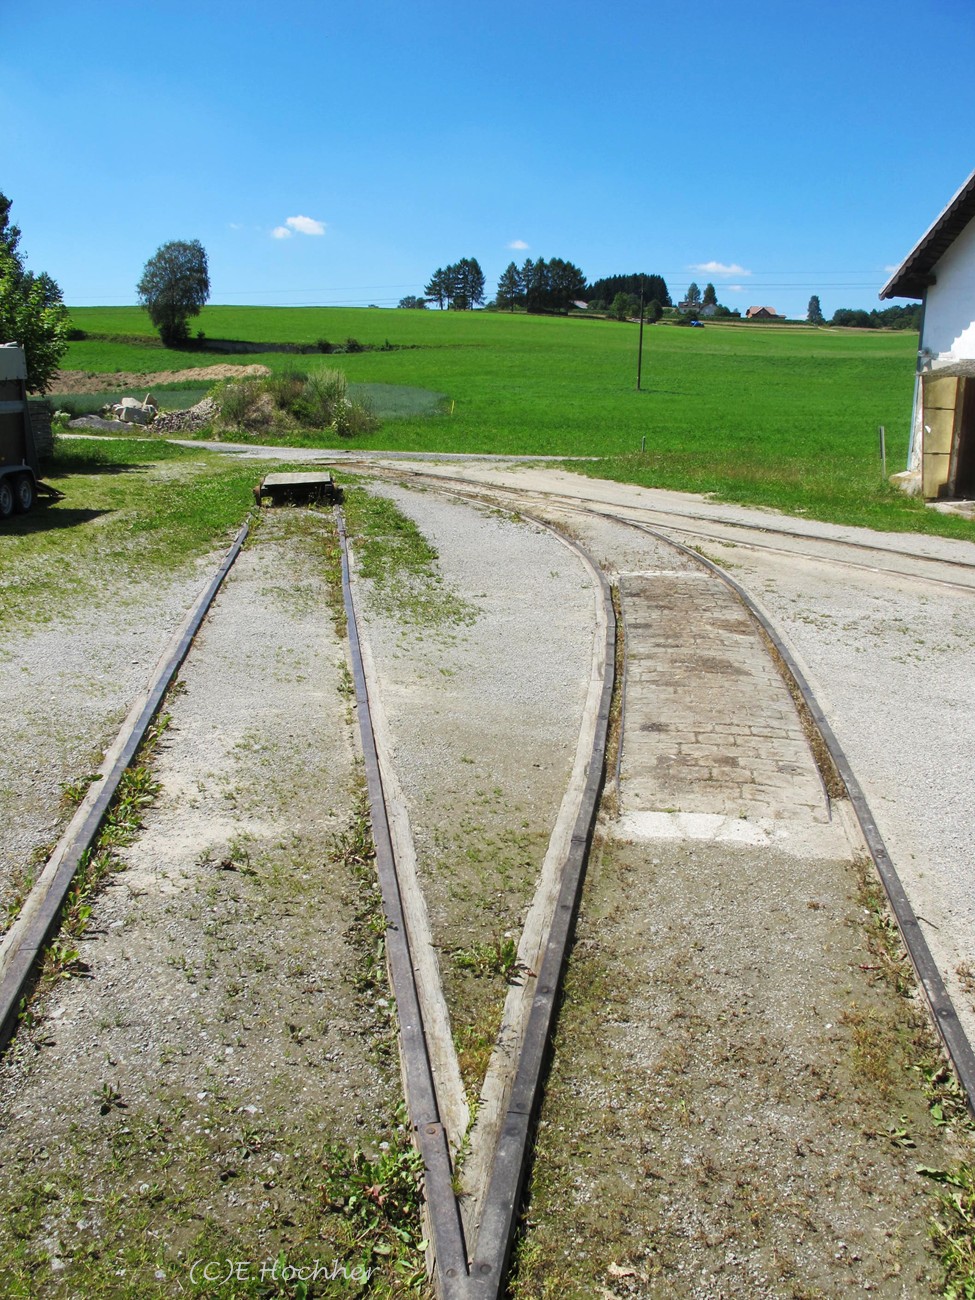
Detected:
[
  {"left": 622, "top": 516, "right": 975, "bottom": 1118},
  {"left": 0, "top": 518, "right": 251, "bottom": 1054},
  {"left": 336, "top": 511, "right": 469, "bottom": 1292},
  {"left": 345, "top": 466, "right": 975, "bottom": 1277},
  {"left": 337, "top": 501, "right": 616, "bottom": 1298},
  {"left": 353, "top": 464, "right": 975, "bottom": 593},
  {"left": 466, "top": 527, "right": 615, "bottom": 1300}
]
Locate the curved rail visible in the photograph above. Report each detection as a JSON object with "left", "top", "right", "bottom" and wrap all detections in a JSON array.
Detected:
[
  {"left": 0, "top": 518, "right": 252, "bottom": 1053},
  {"left": 355, "top": 465, "right": 975, "bottom": 1109},
  {"left": 630, "top": 520, "right": 975, "bottom": 1116},
  {"left": 346, "top": 462, "right": 975, "bottom": 595},
  {"left": 337, "top": 502, "right": 616, "bottom": 1299}
]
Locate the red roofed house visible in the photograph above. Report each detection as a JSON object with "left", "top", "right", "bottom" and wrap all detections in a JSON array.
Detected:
[
  {"left": 881, "top": 167, "right": 975, "bottom": 500},
  {"left": 745, "top": 306, "right": 782, "bottom": 320}
]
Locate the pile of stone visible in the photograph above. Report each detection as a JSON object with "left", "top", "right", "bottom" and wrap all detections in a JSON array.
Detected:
[
  {"left": 150, "top": 397, "right": 218, "bottom": 434},
  {"left": 66, "top": 394, "right": 218, "bottom": 436},
  {"left": 111, "top": 394, "right": 158, "bottom": 424}
]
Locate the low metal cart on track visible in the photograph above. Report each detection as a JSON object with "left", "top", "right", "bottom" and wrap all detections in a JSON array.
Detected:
[{"left": 253, "top": 470, "right": 341, "bottom": 507}]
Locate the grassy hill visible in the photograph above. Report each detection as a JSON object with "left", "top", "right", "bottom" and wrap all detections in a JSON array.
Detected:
[{"left": 60, "top": 305, "right": 961, "bottom": 537}]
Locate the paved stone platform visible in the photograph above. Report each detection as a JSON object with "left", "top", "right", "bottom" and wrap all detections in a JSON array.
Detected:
[{"left": 619, "top": 569, "right": 829, "bottom": 826}]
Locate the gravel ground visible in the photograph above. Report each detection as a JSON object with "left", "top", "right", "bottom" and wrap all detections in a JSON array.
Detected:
[
  {"left": 349, "top": 483, "right": 596, "bottom": 1104},
  {"left": 694, "top": 541, "right": 975, "bottom": 1044},
  {"left": 493, "top": 507, "right": 969, "bottom": 1297},
  {"left": 384, "top": 461, "right": 975, "bottom": 1054},
  {"left": 513, "top": 835, "right": 963, "bottom": 1299},
  {"left": 3, "top": 450, "right": 974, "bottom": 1297},
  {"left": 0, "top": 561, "right": 229, "bottom": 931},
  {"left": 0, "top": 511, "right": 403, "bottom": 1296}
]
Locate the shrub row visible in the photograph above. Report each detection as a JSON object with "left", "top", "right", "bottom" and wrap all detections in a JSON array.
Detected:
[{"left": 213, "top": 365, "right": 378, "bottom": 438}]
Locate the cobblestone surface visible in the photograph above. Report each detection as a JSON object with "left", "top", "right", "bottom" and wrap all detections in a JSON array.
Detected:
[{"left": 620, "top": 570, "right": 827, "bottom": 823}]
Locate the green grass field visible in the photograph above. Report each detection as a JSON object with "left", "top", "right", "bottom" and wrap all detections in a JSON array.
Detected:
[{"left": 60, "top": 305, "right": 971, "bottom": 539}]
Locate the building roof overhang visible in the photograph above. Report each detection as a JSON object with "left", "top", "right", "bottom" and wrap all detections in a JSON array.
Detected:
[{"left": 880, "top": 168, "right": 975, "bottom": 300}]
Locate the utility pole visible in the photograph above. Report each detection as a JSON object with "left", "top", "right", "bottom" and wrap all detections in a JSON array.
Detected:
[{"left": 636, "top": 280, "right": 645, "bottom": 391}]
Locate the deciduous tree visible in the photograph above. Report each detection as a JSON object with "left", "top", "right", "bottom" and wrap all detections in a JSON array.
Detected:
[
  {"left": 137, "top": 239, "right": 210, "bottom": 345},
  {"left": 0, "top": 191, "right": 69, "bottom": 393}
]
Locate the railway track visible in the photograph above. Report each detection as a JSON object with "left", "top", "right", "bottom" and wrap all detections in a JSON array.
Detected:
[
  {"left": 2, "top": 473, "right": 974, "bottom": 1297},
  {"left": 338, "top": 458, "right": 975, "bottom": 594}
]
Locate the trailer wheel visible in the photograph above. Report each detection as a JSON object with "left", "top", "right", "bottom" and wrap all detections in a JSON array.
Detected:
[
  {"left": 0, "top": 478, "right": 14, "bottom": 520},
  {"left": 13, "top": 473, "right": 35, "bottom": 514}
]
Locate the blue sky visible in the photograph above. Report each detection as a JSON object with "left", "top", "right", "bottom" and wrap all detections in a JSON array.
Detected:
[{"left": 2, "top": 0, "right": 974, "bottom": 320}]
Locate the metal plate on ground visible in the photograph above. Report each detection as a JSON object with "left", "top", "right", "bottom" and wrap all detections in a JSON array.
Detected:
[{"left": 256, "top": 471, "right": 339, "bottom": 505}]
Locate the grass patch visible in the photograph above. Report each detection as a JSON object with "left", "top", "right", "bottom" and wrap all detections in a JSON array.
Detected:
[
  {"left": 351, "top": 383, "right": 447, "bottom": 420},
  {"left": 0, "top": 438, "right": 258, "bottom": 632},
  {"left": 60, "top": 306, "right": 975, "bottom": 539},
  {"left": 341, "top": 488, "right": 477, "bottom": 629}
]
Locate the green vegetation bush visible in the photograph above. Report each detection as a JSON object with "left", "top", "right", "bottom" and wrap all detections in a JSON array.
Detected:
[
  {"left": 212, "top": 365, "right": 378, "bottom": 438},
  {"left": 218, "top": 380, "right": 267, "bottom": 431}
]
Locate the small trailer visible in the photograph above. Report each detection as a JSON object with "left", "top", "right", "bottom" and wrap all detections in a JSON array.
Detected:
[
  {"left": 0, "top": 342, "right": 60, "bottom": 519},
  {"left": 253, "top": 470, "right": 341, "bottom": 507}
]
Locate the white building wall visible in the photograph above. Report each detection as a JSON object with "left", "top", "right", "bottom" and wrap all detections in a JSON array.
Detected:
[{"left": 924, "top": 217, "right": 975, "bottom": 363}]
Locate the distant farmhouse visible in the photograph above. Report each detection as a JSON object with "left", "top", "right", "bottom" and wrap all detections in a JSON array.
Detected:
[
  {"left": 881, "top": 167, "right": 975, "bottom": 500},
  {"left": 678, "top": 300, "right": 718, "bottom": 317},
  {"left": 745, "top": 306, "right": 783, "bottom": 320}
]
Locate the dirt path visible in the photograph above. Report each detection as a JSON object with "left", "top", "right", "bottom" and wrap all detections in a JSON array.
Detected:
[{"left": 51, "top": 364, "right": 270, "bottom": 394}]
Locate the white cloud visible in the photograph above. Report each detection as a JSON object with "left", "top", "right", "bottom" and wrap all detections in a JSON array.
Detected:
[
  {"left": 727, "top": 284, "right": 745, "bottom": 293},
  {"left": 286, "top": 214, "right": 326, "bottom": 236},
  {"left": 507, "top": 239, "right": 529, "bottom": 250},
  {"left": 691, "top": 261, "right": 751, "bottom": 277},
  {"left": 884, "top": 263, "right": 900, "bottom": 274},
  {"left": 270, "top": 214, "right": 327, "bottom": 240}
]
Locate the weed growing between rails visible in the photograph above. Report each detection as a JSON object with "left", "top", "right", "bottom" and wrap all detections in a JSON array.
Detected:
[
  {"left": 851, "top": 862, "right": 975, "bottom": 1300},
  {"left": 341, "top": 488, "right": 477, "bottom": 631},
  {"left": 0, "top": 766, "right": 430, "bottom": 1299},
  {"left": 508, "top": 826, "right": 975, "bottom": 1296},
  {"left": 318, "top": 776, "right": 432, "bottom": 1294},
  {"left": 11, "top": 715, "right": 168, "bottom": 1042}
]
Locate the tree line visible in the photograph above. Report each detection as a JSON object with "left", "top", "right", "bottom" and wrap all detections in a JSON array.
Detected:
[
  {"left": 422, "top": 258, "right": 486, "bottom": 310},
  {"left": 829, "top": 303, "right": 921, "bottom": 330},
  {"left": 586, "top": 272, "right": 671, "bottom": 310},
  {"left": 495, "top": 258, "right": 587, "bottom": 312},
  {"left": 403, "top": 262, "right": 675, "bottom": 316}
]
